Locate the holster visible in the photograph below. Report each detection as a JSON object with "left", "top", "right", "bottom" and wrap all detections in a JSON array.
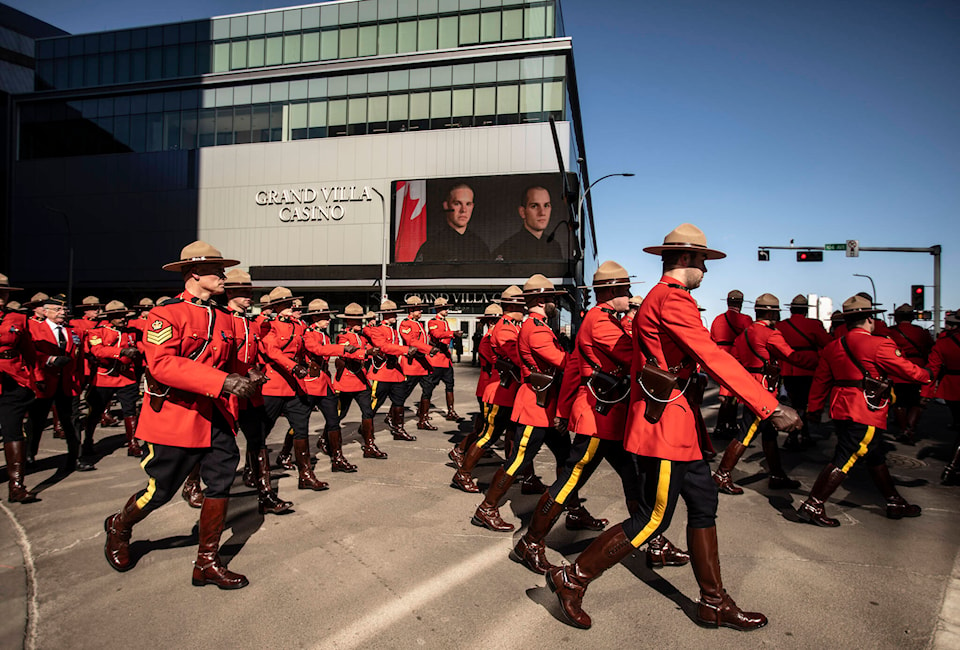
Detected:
[
  {"left": 637, "top": 361, "right": 679, "bottom": 424},
  {"left": 684, "top": 372, "right": 708, "bottom": 406},
  {"left": 863, "top": 375, "right": 893, "bottom": 410},
  {"left": 334, "top": 358, "right": 345, "bottom": 382},
  {"left": 528, "top": 370, "right": 559, "bottom": 408},
  {"left": 585, "top": 369, "right": 630, "bottom": 415},
  {"left": 496, "top": 356, "right": 520, "bottom": 388},
  {"left": 144, "top": 369, "right": 168, "bottom": 413},
  {"left": 307, "top": 358, "right": 322, "bottom": 378},
  {"left": 762, "top": 362, "right": 782, "bottom": 394}
]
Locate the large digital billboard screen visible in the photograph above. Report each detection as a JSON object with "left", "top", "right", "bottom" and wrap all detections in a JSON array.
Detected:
[{"left": 392, "top": 173, "right": 572, "bottom": 269}]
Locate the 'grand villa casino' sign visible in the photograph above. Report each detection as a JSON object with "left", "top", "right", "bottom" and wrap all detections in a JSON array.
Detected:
[{"left": 255, "top": 185, "right": 373, "bottom": 222}]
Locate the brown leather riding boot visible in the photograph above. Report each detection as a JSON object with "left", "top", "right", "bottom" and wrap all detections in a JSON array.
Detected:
[
  {"left": 712, "top": 440, "right": 746, "bottom": 495},
  {"left": 688, "top": 526, "right": 767, "bottom": 630},
  {"left": 256, "top": 449, "right": 292, "bottom": 515},
  {"left": 868, "top": 463, "right": 921, "bottom": 519},
  {"left": 417, "top": 398, "right": 437, "bottom": 430},
  {"left": 294, "top": 438, "right": 329, "bottom": 491},
  {"left": 103, "top": 494, "right": 148, "bottom": 571},
  {"left": 316, "top": 425, "right": 330, "bottom": 456},
  {"left": 796, "top": 464, "right": 846, "bottom": 527},
  {"left": 181, "top": 464, "right": 204, "bottom": 508},
  {"left": 325, "top": 427, "right": 357, "bottom": 470},
  {"left": 444, "top": 391, "right": 461, "bottom": 421},
  {"left": 359, "top": 419, "right": 387, "bottom": 460},
  {"left": 762, "top": 438, "right": 800, "bottom": 489},
  {"left": 565, "top": 501, "right": 609, "bottom": 531},
  {"left": 52, "top": 406, "right": 65, "bottom": 439},
  {"left": 191, "top": 497, "right": 249, "bottom": 589},
  {"left": 471, "top": 467, "right": 516, "bottom": 531},
  {"left": 123, "top": 416, "right": 143, "bottom": 457},
  {"left": 5, "top": 441, "right": 39, "bottom": 503},
  {"left": 646, "top": 534, "right": 690, "bottom": 568},
  {"left": 545, "top": 524, "right": 635, "bottom": 629},
  {"left": 81, "top": 413, "right": 98, "bottom": 457},
  {"left": 391, "top": 405, "right": 416, "bottom": 441},
  {"left": 242, "top": 449, "right": 258, "bottom": 488},
  {"left": 450, "top": 415, "right": 483, "bottom": 465},
  {"left": 511, "top": 492, "right": 566, "bottom": 574},
  {"left": 101, "top": 410, "right": 118, "bottom": 427},
  {"left": 276, "top": 430, "right": 296, "bottom": 469}
]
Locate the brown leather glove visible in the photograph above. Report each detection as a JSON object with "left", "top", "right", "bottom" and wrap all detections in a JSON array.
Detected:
[
  {"left": 120, "top": 347, "right": 140, "bottom": 359},
  {"left": 766, "top": 404, "right": 802, "bottom": 432},
  {"left": 221, "top": 373, "right": 257, "bottom": 399},
  {"left": 50, "top": 355, "right": 72, "bottom": 368},
  {"left": 342, "top": 344, "right": 359, "bottom": 354},
  {"left": 554, "top": 417, "right": 569, "bottom": 435},
  {"left": 291, "top": 365, "right": 308, "bottom": 379},
  {"left": 247, "top": 367, "right": 266, "bottom": 385},
  {"left": 406, "top": 348, "right": 419, "bottom": 359}
]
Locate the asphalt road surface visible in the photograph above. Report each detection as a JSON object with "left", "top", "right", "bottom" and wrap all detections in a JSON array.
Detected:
[{"left": 2, "top": 364, "right": 958, "bottom": 649}]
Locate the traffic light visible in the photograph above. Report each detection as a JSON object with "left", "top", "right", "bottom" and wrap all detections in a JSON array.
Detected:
[
  {"left": 758, "top": 249, "right": 770, "bottom": 262},
  {"left": 911, "top": 285, "right": 925, "bottom": 311},
  {"left": 797, "top": 251, "right": 823, "bottom": 262}
]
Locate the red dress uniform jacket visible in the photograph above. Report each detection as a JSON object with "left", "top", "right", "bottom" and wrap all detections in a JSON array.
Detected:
[
  {"left": 88, "top": 326, "right": 138, "bottom": 389},
  {"left": 254, "top": 313, "right": 274, "bottom": 339},
  {"left": 625, "top": 277, "right": 780, "bottom": 461},
  {"left": 888, "top": 322, "right": 934, "bottom": 367},
  {"left": 512, "top": 315, "right": 566, "bottom": 427},
  {"left": 476, "top": 330, "right": 497, "bottom": 399},
  {"left": 228, "top": 311, "right": 264, "bottom": 409},
  {"left": 364, "top": 322, "right": 408, "bottom": 383},
  {"left": 481, "top": 316, "right": 524, "bottom": 407},
  {"left": 733, "top": 322, "right": 816, "bottom": 392},
  {"left": 808, "top": 327, "right": 932, "bottom": 428},
  {"left": 776, "top": 314, "right": 831, "bottom": 377},
  {"left": 137, "top": 291, "right": 239, "bottom": 448},
  {"left": 30, "top": 320, "right": 80, "bottom": 398},
  {"left": 833, "top": 320, "right": 894, "bottom": 340},
  {"left": 398, "top": 318, "right": 433, "bottom": 376},
  {"left": 570, "top": 306, "right": 633, "bottom": 440},
  {"left": 621, "top": 312, "right": 635, "bottom": 332},
  {"left": 427, "top": 316, "right": 455, "bottom": 369},
  {"left": 923, "top": 332, "right": 960, "bottom": 401},
  {"left": 556, "top": 347, "right": 581, "bottom": 420},
  {"left": 710, "top": 309, "right": 753, "bottom": 352},
  {"left": 260, "top": 317, "right": 305, "bottom": 397},
  {"left": 1, "top": 310, "right": 36, "bottom": 392},
  {"left": 334, "top": 331, "right": 369, "bottom": 393},
  {"left": 68, "top": 317, "right": 98, "bottom": 383},
  {"left": 302, "top": 325, "right": 343, "bottom": 397}
]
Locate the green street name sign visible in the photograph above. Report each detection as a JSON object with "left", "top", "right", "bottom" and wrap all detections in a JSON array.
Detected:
[{"left": 824, "top": 243, "right": 846, "bottom": 250}]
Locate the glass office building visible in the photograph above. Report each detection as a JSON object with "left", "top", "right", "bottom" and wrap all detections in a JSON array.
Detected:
[{"left": 8, "top": 0, "right": 595, "bottom": 333}]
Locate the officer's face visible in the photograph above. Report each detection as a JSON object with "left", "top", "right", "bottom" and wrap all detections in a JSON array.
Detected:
[
  {"left": 193, "top": 263, "right": 227, "bottom": 295},
  {"left": 110, "top": 316, "right": 126, "bottom": 328},
  {"left": 609, "top": 286, "right": 631, "bottom": 313},
  {"left": 437, "top": 308, "right": 448, "bottom": 317},
  {"left": 685, "top": 253, "right": 708, "bottom": 289},
  {"left": 83, "top": 309, "right": 99, "bottom": 319},
  {"left": 409, "top": 308, "right": 422, "bottom": 319},
  {"left": 227, "top": 289, "right": 252, "bottom": 310},
  {"left": 43, "top": 304, "right": 66, "bottom": 325},
  {"left": 383, "top": 314, "right": 397, "bottom": 325},
  {"left": 0, "top": 290, "right": 8, "bottom": 307},
  {"left": 519, "top": 188, "right": 552, "bottom": 234},
  {"left": 443, "top": 187, "right": 474, "bottom": 231}
]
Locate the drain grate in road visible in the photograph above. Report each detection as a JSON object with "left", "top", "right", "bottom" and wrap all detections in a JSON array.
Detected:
[{"left": 886, "top": 453, "right": 926, "bottom": 469}]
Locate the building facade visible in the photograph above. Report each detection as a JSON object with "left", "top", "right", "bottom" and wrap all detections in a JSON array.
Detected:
[{"left": 8, "top": 0, "right": 596, "bottom": 340}]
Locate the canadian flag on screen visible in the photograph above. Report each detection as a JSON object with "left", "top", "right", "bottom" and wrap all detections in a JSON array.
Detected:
[{"left": 394, "top": 180, "right": 427, "bottom": 262}]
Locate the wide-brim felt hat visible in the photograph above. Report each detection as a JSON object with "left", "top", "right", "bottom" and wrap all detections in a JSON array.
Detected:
[
  {"left": 135, "top": 298, "right": 155, "bottom": 311},
  {"left": 224, "top": 268, "right": 253, "bottom": 288},
  {"left": 405, "top": 296, "right": 425, "bottom": 309},
  {"left": 302, "top": 298, "right": 336, "bottom": 316},
  {"left": 727, "top": 290, "right": 744, "bottom": 301},
  {"left": 336, "top": 302, "right": 374, "bottom": 320},
  {"left": 521, "top": 274, "right": 566, "bottom": 297},
  {"left": 894, "top": 303, "right": 916, "bottom": 316},
  {"left": 162, "top": 241, "right": 239, "bottom": 272},
  {"left": 376, "top": 299, "right": 405, "bottom": 314},
  {"left": 101, "top": 300, "right": 135, "bottom": 317},
  {"left": 577, "top": 260, "right": 643, "bottom": 289},
  {"left": 0, "top": 273, "right": 22, "bottom": 292},
  {"left": 481, "top": 303, "right": 503, "bottom": 319},
  {"left": 830, "top": 310, "right": 844, "bottom": 323},
  {"left": 495, "top": 285, "right": 526, "bottom": 306},
  {"left": 754, "top": 293, "right": 782, "bottom": 311},
  {"left": 266, "top": 286, "right": 303, "bottom": 308},
  {"left": 945, "top": 310, "right": 960, "bottom": 325},
  {"left": 6, "top": 300, "right": 23, "bottom": 311},
  {"left": 24, "top": 292, "right": 49, "bottom": 308},
  {"left": 790, "top": 294, "right": 809, "bottom": 307},
  {"left": 643, "top": 223, "right": 726, "bottom": 260},
  {"left": 75, "top": 295, "right": 103, "bottom": 309},
  {"left": 842, "top": 295, "right": 885, "bottom": 317},
  {"left": 433, "top": 297, "right": 455, "bottom": 309}
]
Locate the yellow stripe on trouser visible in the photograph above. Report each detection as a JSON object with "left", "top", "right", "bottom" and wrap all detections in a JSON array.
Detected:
[
  {"left": 370, "top": 380, "right": 379, "bottom": 411},
  {"left": 556, "top": 437, "right": 600, "bottom": 505},
  {"left": 135, "top": 443, "right": 157, "bottom": 509},
  {"left": 742, "top": 417, "right": 761, "bottom": 446},
  {"left": 841, "top": 425, "right": 875, "bottom": 473},
  {"left": 629, "top": 459, "right": 672, "bottom": 548},
  {"left": 506, "top": 425, "right": 535, "bottom": 476},
  {"left": 476, "top": 404, "right": 499, "bottom": 447}
]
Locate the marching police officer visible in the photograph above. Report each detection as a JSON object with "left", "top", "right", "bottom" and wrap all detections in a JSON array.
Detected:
[{"left": 709, "top": 290, "right": 753, "bottom": 438}]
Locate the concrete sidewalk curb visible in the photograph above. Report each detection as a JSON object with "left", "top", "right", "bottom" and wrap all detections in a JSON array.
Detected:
[{"left": 934, "top": 545, "right": 960, "bottom": 649}]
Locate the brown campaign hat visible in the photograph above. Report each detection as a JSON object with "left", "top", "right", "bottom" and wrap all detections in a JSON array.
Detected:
[
  {"left": 521, "top": 274, "right": 565, "bottom": 297},
  {"left": 0, "top": 273, "right": 23, "bottom": 292},
  {"left": 224, "top": 269, "right": 253, "bottom": 288},
  {"left": 894, "top": 303, "right": 915, "bottom": 316},
  {"left": 161, "top": 241, "right": 239, "bottom": 272},
  {"left": 25, "top": 292, "right": 49, "bottom": 308},
  {"left": 481, "top": 303, "right": 503, "bottom": 319},
  {"left": 577, "top": 260, "right": 642, "bottom": 289},
  {"left": 855, "top": 291, "right": 882, "bottom": 307},
  {"left": 945, "top": 310, "right": 960, "bottom": 325},
  {"left": 6, "top": 300, "right": 23, "bottom": 312},
  {"left": 75, "top": 295, "right": 103, "bottom": 309},
  {"left": 727, "top": 290, "right": 744, "bottom": 301},
  {"left": 336, "top": 302, "right": 374, "bottom": 320},
  {"left": 643, "top": 223, "right": 726, "bottom": 260},
  {"left": 258, "top": 294, "right": 271, "bottom": 307},
  {"left": 830, "top": 310, "right": 843, "bottom": 322},
  {"left": 136, "top": 297, "right": 155, "bottom": 311},
  {"left": 405, "top": 295, "right": 424, "bottom": 309},
  {"left": 755, "top": 293, "right": 781, "bottom": 311},
  {"left": 101, "top": 300, "right": 135, "bottom": 317},
  {"left": 266, "top": 286, "right": 303, "bottom": 309},
  {"left": 842, "top": 295, "right": 885, "bottom": 317},
  {"left": 302, "top": 299, "right": 335, "bottom": 316},
  {"left": 376, "top": 299, "right": 404, "bottom": 314},
  {"left": 497, "top": 285, "right": 525, "bottom": 307},
  {"left": 156, "top": 296, "right": 172, "bottom": 306},
  {"left": 791, "top": 294, "right": 809, "bottom": 307},
  {"left": 433, "top": 297, "right": 455, "bottom": 309},
  {"left": 628, "top": 295, "right": 643, "bottom": 307}
]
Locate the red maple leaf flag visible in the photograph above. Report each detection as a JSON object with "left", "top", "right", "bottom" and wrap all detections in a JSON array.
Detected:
[{"left": 394, "top": 180, "right": 427, "bottom": 262}]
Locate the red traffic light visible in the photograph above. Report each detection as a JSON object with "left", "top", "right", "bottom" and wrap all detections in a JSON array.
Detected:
[{"left": 796, "top": 251, "right": 823, "bottom": 262}]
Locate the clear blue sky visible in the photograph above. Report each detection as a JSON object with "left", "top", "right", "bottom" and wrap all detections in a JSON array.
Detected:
[{"left": 11, "top": 0, "right": 959, "bottom": 326}]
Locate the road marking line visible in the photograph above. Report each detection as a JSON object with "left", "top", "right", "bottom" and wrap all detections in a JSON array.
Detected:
[
  {"left": 0, "top": 502, "right": 38, "bottom": 650},
  {"left": 312, "top": 542, "right": 508, "bottom": 650}
]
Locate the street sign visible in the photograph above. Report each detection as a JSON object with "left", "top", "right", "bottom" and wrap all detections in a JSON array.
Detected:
[
  {"left": 824, "top": 243, "right": 846, "bottom": 250},
  {"left": 846, "top": 240, "right": 859, "bottom": 257}
]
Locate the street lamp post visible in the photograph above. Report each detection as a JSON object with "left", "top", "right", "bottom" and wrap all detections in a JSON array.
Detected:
[
  {"left": 576, "top": 172, "right": 635, "bottom": 247},
  {"left": 852, "top": 273, "right": 877, "bottom": 305},
  {"left": 370, "top": 187, "right": 388, "bottom": 302},
  {"left": 45, "top": 206, "right": 73, "bottom": 310}
]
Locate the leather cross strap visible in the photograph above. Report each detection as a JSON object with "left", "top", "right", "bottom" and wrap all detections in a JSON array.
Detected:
[{"left": 783, "top": 318, "right": 817, "bottom": 351}]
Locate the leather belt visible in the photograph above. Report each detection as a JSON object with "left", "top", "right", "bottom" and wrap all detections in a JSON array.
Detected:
[{"left": 834, "top": 379, "right": 865, "bottom": 388}]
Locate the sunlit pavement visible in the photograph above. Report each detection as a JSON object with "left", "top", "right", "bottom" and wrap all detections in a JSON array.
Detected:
[{"left": 2, "top": 364, "right": 958, "bottom": 649}]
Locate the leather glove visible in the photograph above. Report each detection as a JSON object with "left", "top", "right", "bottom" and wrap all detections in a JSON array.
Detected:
[
  {"left": 291, "top": 365, "right": 308, "bottom": 379},
  {"left": 554, "top": 417, "right": 569, "bottom": 435},
  {"left": 766, "top": 404, "right": 802, "bottom": 432},
  {"left": 429, "top": 346, "right": 441, "bottom": 356},
  {"left": 50, "top": 355, "right": 72, "bottom": 368},
  {"left": 406, "top": 348, "right": 419, "bottom": 359},
  {"left": 247, "top": 367, "right": 267, "bottom": 385},
  {"left": 343, "top": 344, "right": 359, "bottom": 354},
  {"left": 222, "top": 373, "right": 257, "bottom": 399},
  {"left": 120, "top": 347, "right": 140, "bottom": 359}
]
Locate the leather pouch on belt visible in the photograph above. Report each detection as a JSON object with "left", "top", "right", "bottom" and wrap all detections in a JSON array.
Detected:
[
  {"left": 144, "top": 370, "right": 167, "bottom": 413},
  {"left": 863, "top": 375, "right": 893, "bottom": 410},
  {"left": 496, "top": 357, "right": 519, "bottom": 388},
  {"left": 588, "top": 369, "right": 630, "bottom": 415},
  {"left": 637, "top": 362, "right": 678, "bottom": 424},
  {"left": 307, "top": 359, "right": 322, "bottom": 378},
  {"left": 528, "top": 370, "right": 557, "bottom": 408}
]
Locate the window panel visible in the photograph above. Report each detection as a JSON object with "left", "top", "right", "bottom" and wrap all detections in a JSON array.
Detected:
[
  {"left": 359, "top": 25, "right": 377, "bottom": 56},
  {"left": 283, "top": 34, "right": 301, "bottom": 64},
  {"left": 452, "top": 63, "right": 473, "bottom": 85},
  {"left": 247, "top": 13, "right": 265, "bottom": 35},
  {"left": 248, "top": 39, "right": 265, "bottom": 67},
  {"left": 289, "top": 80, "right": 308, "bottom": 100},
  {"left": 409, "top": 68, "right": 430, "bottom": 88},
  {"left": 302, "top": 32, "right": 320, "bottom": 61},
  {"left": 496, "top": 59, "right": 519, "bottom": 81},
  {"left": 269, "top": 104, "right": 283, "bottom": 141},
  {"left": 397, "top": 21, "right": 417, "bottom": 53},
  {"left": 543, "top": 55, "right": 565, "bottom": 77},
  {"left": 524, "top": 6, "right": 546, "bottom": 38},
  {"left": 340, "top": 27, "right": 358, "bottom": 58},
  {"left": 520, "top": 56, "right": 542, "bottom": 79},
  {"left": 179, "top": 44, "right": 196, "bottom": 76},
  {"left": 409, "top": 92, "right": 429, "bottom": 119},
  {"left": 213, "top": 42, "right": 230, "bottom": 72},
  {"left": 368, "top": 71, "right": 388, "bottom": 92},
  {"left": 461, "top": 0, "right": 480, "bottom": 9},
  {"left": 302, "top": 6, "right": 321, "bottom": 29},
  {"left": 234, "top": 85, "right": 252, "bottom": 104},
  {"left": 196, "top": 43, "right": 210, "bottom": 74},
  {"left": 520, "top": 81, "right": 542, "bottom": 112},
  {"left": 546, "top": 3, "right": 555, "bottom": 36},
  {"left": 113, "top": 115, "right": 130, "bottom": 149},
  {"left": 130, "top": 50, "right": 146, "bottom": 82},
  {"left": 452, "top": 88, "right": 473, "bottom": 116},
  {"left": 348, "top": 74, "right": 368, "bottom": 94},
  {"left": 359, "top": 0, "right": 378, "bottom": 22},
  {"left": 146, "top": 112, "right": 163, "bottom": 151},
  {"left": 388, "top": 69, "right": 408, "bottom": 90},
  {"left": 251, "top": 105, "right": 270, "bottom": 142},
  {"left": 438, "top": 16, "right": 458, "bottom": 49},
  {"left": 212, "top": 19, "right": 230, "bottom": 40},
  {"left": 129, "top": 113, "right": 146, "bottom": 151},
  {"left": 215, "top": 87, "right": 233, "bottom": 107},
  {"left": 309, "top": 101, "right": 327, "bottom": 126},
  {"left": 348, "top": 97, "right": 367, "bottom": 123},
  {"left": 502, "top": 8, "right": 522, "bottom": 39},
  {"left": 328, "top": 77, "right": 347, "bottom": 96},
  {"left": 320, "top": 3, "right": 339, "bottom": 26},
  {"left": 340, "top": 1, "right": 359, "bottom": 23},
  {"left": 480, "top": 11, "right": 501, "bottom": 42},
  {"left": 388, "top": 94, "right": 408, "bottom": 120},
  {"left": 398, "top": 0, "right": 418, "bottom": 17},
  {"left": 431, "top": 65, "right": 452, "bottom": 87},
  {"left": 378, "top": 23, "right": 397, "bottom": 55},
  {"left": 84, "top": 55, "right": 99, "bottom": 85},
  {"left": 289, "top": 102, "right": 307, "bottom": 140},
  {"left": 230, "top": 16, "right": 247, "bottom": 38},
  {"left": 475, "top": 61, "right": 496, "bottom": 83},
  {"left": 265, "top": 11, "right": 283, "bottom": 34},
  {"left": 234, "top": 105, "right": 252, "bottom": 143},
  {"left": 320, "top": 30, "right": 339, "bottom": 60},
  {"left": 284, "top": 9, "right": 302, "bottom": 31},
  {"left": 130, "top": 95, "right": 147, "bottom": 114},
  {"left": 231, "top": 41, "right": 247, "bottom": 70},
  {"left": 309, "top": 77, "right": 327, "bottom": 97},
  {"left": 496, "top": 84, "right": 518, "bottom": 113},
  {"left": 418, "top": 18, "right": 437, "bottom": 50},
  {"left": 419, "top": 0, "right": 439, "bottom": 13},
  {"left": 266, "top": 36, "right": 282, "bottom": 65},
  {"left": 163, "top": 91, "right": 181, "bottom": 111},
  {"left": 459, "top": 14, "right": 479, "bottom": 45},
  {"left": 163, "top": 46, "right": 178, "bottom": 77},
  {"left": 378, "top": 0, "right": 398, "bottom": 20},
  {"left": 328, "top": 99, "right": 347, "bottom": 125},
  {"left": 68, "top": 57, "right": 83, "bottom": 87},
  {"left": 270, "top": 81, "right": 289, "bottom": 102},
  {"left": 543, "top": 80, "right": 563, "bottom": 111},
  {"left": 368, "top": 96, "right": 387, "bottom": 122},
  {"left": 430, "top": 90, "right": 451, "bottom": 117},
  {"left": 147, "top": 48, "right": 162, "bottom": 80}
]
